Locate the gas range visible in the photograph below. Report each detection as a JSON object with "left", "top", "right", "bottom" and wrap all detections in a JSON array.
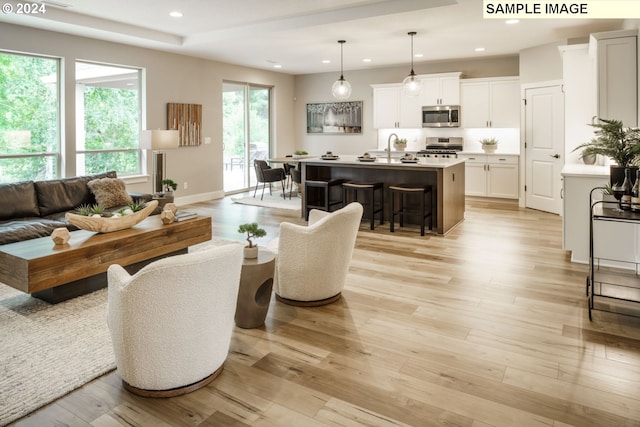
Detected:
[{"left": 416, "top": 136, "right": 463, "bottom": 159}]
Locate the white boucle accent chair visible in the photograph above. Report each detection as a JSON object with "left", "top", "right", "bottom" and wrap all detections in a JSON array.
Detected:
[
  {"left": 268, "top": 202, "right": 363, "bottom": 306},
  {"left": 107, "top": 243, "right": 243, "bottom": 397}
]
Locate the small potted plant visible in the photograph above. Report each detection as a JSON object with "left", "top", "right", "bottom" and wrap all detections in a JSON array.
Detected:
[
  {"left": 238, "top": 222, "right": 267, "bottom": 259},
  {"left": 479, "top": 137, "right": 498, "bottom": 153},
  {"left": 292, "top": 150, "right": 308, "bottom": 159},
  {"left": 162, "top": 178, "right": 178, "bottom": 194},
  {"left": 394, "top": 138, "right": 407, "bottom": 151}
]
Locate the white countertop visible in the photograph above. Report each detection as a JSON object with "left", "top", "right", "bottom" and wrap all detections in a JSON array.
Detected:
[
  {"left": 561, "top": 164, "right": 610, "bottom": 178},
  {"left": 300, "top": 155, "right": 465, "bottom": 169}
]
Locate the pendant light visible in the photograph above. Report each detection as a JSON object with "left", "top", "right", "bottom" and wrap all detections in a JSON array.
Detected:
[
  {"left": 331, "top": 40, "right": 352, "bottom": 100},
  {"left": 402, "top": 31, "right": 421, "bottom": 97}
]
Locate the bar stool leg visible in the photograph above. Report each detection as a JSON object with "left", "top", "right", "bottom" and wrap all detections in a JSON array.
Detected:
[
  {"left": 390, "top": 190, "right": 395, "bottom": 233},
  {"left": 379, "top": 187, "right": 384, "bottom": 225},
  {"left": 420, "top": 191, "right": 425, "bottom": 236},
  {"left": 369, "top": 188, "right": 375, "bottom": 230},
  {"left": 324, "top": 185, "right": 329, "bottom": 212}
]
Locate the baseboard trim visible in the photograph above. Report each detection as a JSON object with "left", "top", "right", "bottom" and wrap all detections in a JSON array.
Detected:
[{"left": 175, "top": 191, "right": 225, "bottom": 206}]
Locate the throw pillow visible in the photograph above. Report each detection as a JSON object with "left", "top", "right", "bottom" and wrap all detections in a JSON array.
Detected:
[{"left": 87, "top": 177, "right": 133, "bottom": 209}]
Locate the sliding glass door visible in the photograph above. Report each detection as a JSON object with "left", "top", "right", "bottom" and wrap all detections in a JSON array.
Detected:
[{"left": 222, "top": 82, "right": 271, "bottom": 193}]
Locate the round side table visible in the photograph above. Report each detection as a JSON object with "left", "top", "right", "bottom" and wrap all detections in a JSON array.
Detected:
[{"left": 235, "top": 249, "right": 276, "bottom": 329}]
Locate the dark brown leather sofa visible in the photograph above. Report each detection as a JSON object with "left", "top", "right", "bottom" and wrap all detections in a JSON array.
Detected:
[{"left": 0, "top": 171, "right": 152, "bottom": 245}]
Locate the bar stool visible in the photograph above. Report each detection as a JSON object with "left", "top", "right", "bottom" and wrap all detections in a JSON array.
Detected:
[
  {"left": 305, "top": 178, "right": 346, "bottom": 220},
  {"left": 342, "top": 181, "right": 384, "bottom": 230},
  {"left": 389, "top": 184, "right": 433, "bottom": 236}
]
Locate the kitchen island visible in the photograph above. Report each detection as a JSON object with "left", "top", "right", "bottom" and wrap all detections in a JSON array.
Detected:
[{"left": 299, "top": 156, "right": 465, "bottom": 235}]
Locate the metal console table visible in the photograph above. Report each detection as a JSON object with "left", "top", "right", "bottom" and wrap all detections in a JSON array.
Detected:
[{"left": 587, "top": 187, "right": 640, "bottom": 320}]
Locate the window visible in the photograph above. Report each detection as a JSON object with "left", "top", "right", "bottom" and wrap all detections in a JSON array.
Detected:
[
  {"left": 0, "top": 51, "right": 59, "bottom": 183},
  {"left": 223, "top": 82, "right": 271, "bottom": 193},
  {"left": 75, "top": 61, "right": 142, "bottom": 177}
]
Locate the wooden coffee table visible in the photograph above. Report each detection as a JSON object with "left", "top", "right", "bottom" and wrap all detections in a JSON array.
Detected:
[{"left": 0, "top": 215, "right": 212, "bottom": 303}]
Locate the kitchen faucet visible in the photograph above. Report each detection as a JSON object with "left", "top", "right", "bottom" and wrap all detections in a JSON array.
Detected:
[{"left": 387, "top": 133, "right": 398, "bottom": 162}]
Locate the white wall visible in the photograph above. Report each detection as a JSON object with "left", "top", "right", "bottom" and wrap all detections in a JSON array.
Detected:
[
  {"left": 560, "top": 44, "right": 597, "bottom": 165},
  {"left": 519, "top": 41, "right": 566, "bottom": 85},
  {"left": 0, "top": 23, "right": 295, "bottom": 201}
]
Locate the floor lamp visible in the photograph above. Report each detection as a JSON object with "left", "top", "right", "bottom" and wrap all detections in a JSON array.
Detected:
[{"left": 140, "top": 130, "right": 180, "bottom": 195}]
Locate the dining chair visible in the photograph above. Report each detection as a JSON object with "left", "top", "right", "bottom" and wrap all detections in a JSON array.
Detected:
[{"left": 253, "top": 160, "right": 286, "bottom": 200}]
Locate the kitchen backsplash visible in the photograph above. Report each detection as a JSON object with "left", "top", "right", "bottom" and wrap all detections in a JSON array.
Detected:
[{"left": 376, "top": 127, "right": 521, "bottom": 153}]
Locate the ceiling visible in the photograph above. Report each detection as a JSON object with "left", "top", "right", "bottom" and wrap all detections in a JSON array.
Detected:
[{"left": 0, "top": 0, "right": 625, "bottom": 75}]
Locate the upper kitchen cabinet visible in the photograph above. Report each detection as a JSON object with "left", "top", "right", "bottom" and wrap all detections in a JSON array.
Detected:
[
  {"left": 371, "top": 83, "right": 422, "bottom": 128},
  {"left": 461, "top": 77, "right": 520, "bottom": 128},
  {"left": 420, "top": 72, "right": 462, "bottom": 106},
  {"left": 371, "top": 73, "right": 461, "bottom": 129},
  {"left": 589, "top": 30, "right": 638, "bottom": 127}
]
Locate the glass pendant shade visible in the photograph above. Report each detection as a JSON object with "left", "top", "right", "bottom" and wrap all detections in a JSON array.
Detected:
[
  {"left": 402, "top": 31, "right": 421, "bottom": 97},
  {"left": 403, "top": 73, "right": 421, "bottom": 97},
  {"left": 332, "top": 77, "right": 352, "bottom": 100},
  {"left": 332, "top": 40, "right": 351, "bottom": 100}
]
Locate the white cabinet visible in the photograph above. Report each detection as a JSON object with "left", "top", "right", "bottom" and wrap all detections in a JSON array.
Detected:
[
  {"left": 371, "top": 84, "right": 421, "bottom": 128},
  {"left": 371, "top": 73, "right": 461, "bottom": 129},
  {"left": 372, "top": 85, "right": 400, "bottom": 128},
  {"left": 460, "top": 77, "right": 520, "bottom": 128},
  {"left": 589, "top": 30, "right": 637, "bottom": 127},
  {"left": 460, "top": 155, "right": 487, "bottom": 196},
  {"left": 561, "top": 165, "right": 610, "bottom": 264},
  {"left": 458, "top": 154, "right": 519, "bottom": 198},
  {"left": 421, "top": 73, "right": 461, "bottom": 105}
]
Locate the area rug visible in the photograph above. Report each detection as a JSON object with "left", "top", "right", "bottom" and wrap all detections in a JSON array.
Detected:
[
  {"left": 231, "top": 192, "right": 301, "bottom": 211},
  {"left": 0, "top": 238, "right": 238, "bottom": 426},
  {"left": 0, "top": 284, "right": 113, "bottom": 426}
]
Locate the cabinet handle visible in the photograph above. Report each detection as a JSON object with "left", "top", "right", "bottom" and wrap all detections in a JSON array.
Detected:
[
  {"left": 498, "top": 158, "right": 507, "bottom": 161},
  {"left": 469, "top": 157, "right": 476, "bottom": 160}
]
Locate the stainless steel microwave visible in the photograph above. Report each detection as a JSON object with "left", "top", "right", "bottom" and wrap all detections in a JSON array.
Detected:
[{"left": 422, "top": 105, "right": 460, "bottom": 128}]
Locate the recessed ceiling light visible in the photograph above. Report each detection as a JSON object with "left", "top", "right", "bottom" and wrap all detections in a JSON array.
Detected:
[
  {"left": 475, "top": 47, "right": 486, "bottom": 52},
  {"left": 414, "top": 53, "right": 424, "bottom": 58},
  {"left": 362, "top": 58, "right": 372, "bottom": 63},
  {"left": 273, "top": 64, "right": 282, "bottom": 69},
  {"left": 322, "top": 59, "right": 331, "bottom": 64},
  {"left": 506, "top": 19, "right": 519, "bottom": 24},
  {"left": 169, "top": 11, "right": 183, "bottom": 18}
]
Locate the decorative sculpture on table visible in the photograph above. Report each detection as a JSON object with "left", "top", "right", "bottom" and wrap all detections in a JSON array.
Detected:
[
  {"left": 65, "top": 200, "right": 158, "bottom": 233},
  {"left": 160, "top": 203, "right": 178, "bottom": 224},
  {"left": 51, "top": 227, "right": 71, "bottom": 245}
]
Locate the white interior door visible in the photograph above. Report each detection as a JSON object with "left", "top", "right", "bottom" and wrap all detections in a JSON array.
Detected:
[{"left": 524, "top": 84, "right": 564, "bottom": 214}]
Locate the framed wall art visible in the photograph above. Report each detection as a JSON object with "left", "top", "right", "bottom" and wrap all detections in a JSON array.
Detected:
[
  {"left": 167, "top": 102, "right": 202, "bottom": 146},
  {"left": 306, "top": 101, "right": 362, "bottom": 134}
]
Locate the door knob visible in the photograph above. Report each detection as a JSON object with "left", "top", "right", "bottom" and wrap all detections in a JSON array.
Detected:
[{"left": 550, "top": 154, "right": 560, "bottom": 159}]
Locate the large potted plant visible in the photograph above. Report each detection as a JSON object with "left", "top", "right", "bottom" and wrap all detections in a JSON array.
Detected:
[{"left": 573, "top": 118, "right": 640, "bottom": 185}]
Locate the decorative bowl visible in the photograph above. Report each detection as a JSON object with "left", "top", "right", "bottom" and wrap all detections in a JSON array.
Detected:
[{"left": 65, "top": 200, "right": 158, "bottom": 233}]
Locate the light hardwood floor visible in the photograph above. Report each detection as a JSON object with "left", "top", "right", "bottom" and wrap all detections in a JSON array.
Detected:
[{"left": 12, "top": 196, "right": 640, "bottom": 427}]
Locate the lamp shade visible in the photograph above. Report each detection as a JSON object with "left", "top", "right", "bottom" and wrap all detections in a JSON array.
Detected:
[
  {"left": 332, "top": 78, "right": 352, "bottom": 100},
  {"left": 139, "top": 130, "right": 180, "bottom": 150},
  {"left": 402, "top": 74, "right": 422, "bottom": 97}
]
